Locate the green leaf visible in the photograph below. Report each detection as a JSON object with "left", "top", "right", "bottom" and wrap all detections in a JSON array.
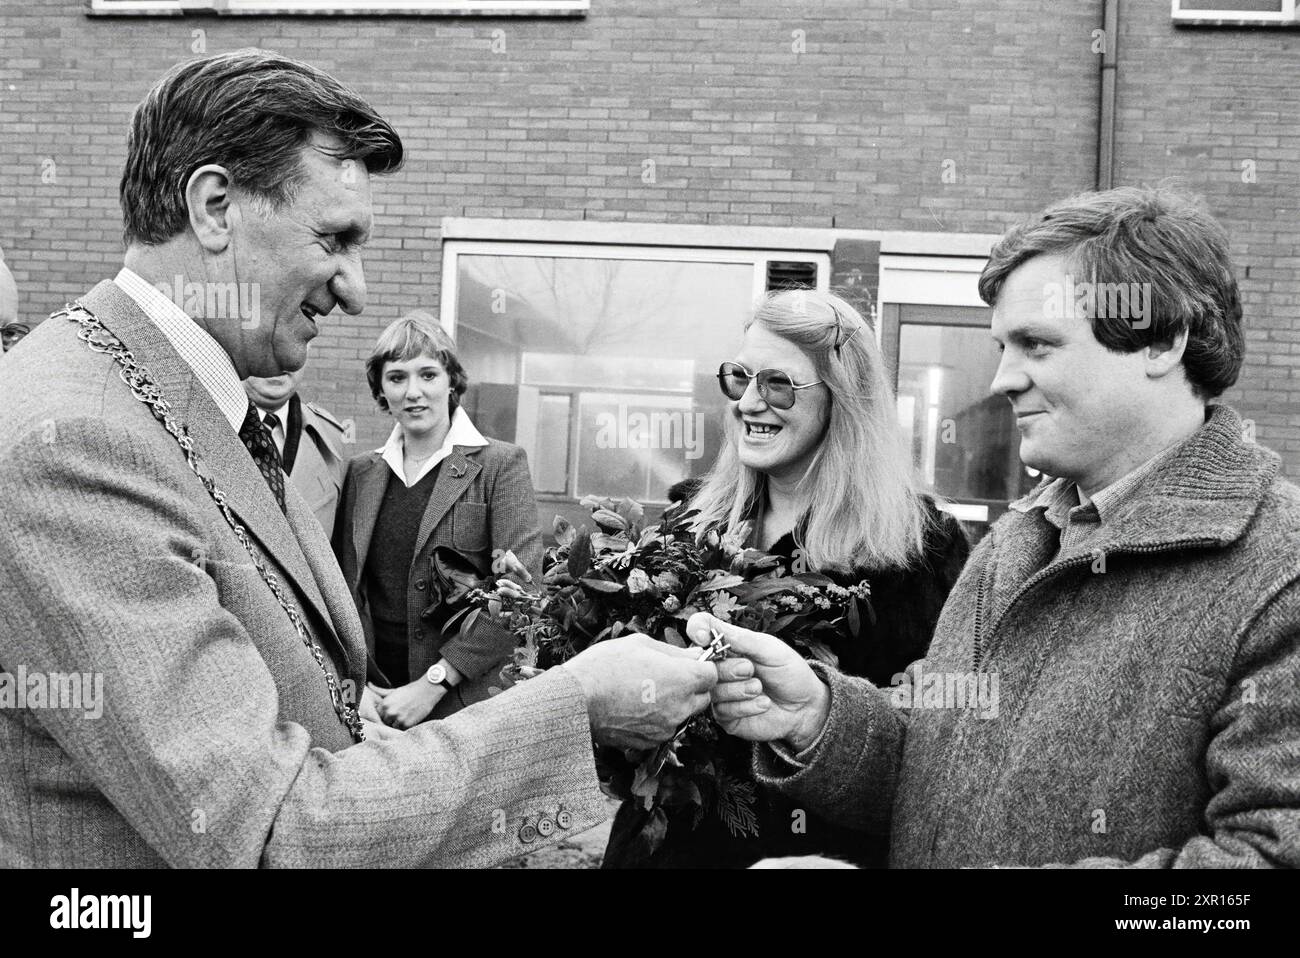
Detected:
[
  {"left": 792, "top": 572, "right": 837, "bottom": 588},
  {"left": 567, "top": 531, "right": 592, "bottom": 578},
  {"left": 552, "top": 514, "right": 577, "bottom": 548},
  {"left": 803, "top": 638, "right": 840, "bottom": 668},
  {"left": 728, "top": 578, "right": 805, "bottom": 602},
  {"left": 715, "top": 772, "right": 760, "bottom": 839},
  {"left": 617, "top": 497, "right": 646, "bottom": 527},
  {"left": 693, "top": 573, "right": 747, "bottom": 593},
  {"left": 579, "top": 577, "right": 625, "bottom": 594},
  {"left": 641, "top": 806, "right": 669, "bottom": 855},
  {"left": 592, "top": 508, "right": 628, "bottom": 531},
  {"left": 847, "top": 594, "right": 861, "bottom": 640},
  {"left": 590, "top": 532, "right": 631, "bottom": 553},
  {"left": 631, "top": 760, "right": 660, "bottom": 798}
]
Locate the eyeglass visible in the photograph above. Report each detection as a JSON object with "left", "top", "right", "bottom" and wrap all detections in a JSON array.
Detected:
[
  {"left": 1, "top": 323, "right": 30, "bottom": 349},
  {"left": 717, "top": 362, "right": 823, "bottom": 409}
]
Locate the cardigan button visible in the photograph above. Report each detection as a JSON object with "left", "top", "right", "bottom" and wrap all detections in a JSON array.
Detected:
[
  {"left": 518, "top": 823, "right": 538, "bottom": 844},
  {"left": 536, "top": 817, "right": 556, "bottom": 838},
  {"left": 414, "top": 579, "right": 427, "bottom": 591}
]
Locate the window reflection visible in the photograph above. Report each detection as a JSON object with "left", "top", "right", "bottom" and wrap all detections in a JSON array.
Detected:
[
  {"left": 455, "top": 254, "right": 748, "bottom": 504},
  {"left": 897, "top": 320, "right": 1038, "bottom": 508}
]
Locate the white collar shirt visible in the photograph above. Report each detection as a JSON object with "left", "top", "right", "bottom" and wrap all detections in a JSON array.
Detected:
[
  {"left": 377, "top": 406, "right": 488, "bottom": 488},
  {"left": 258, "top": 400, "right": 291, "bottom": 457},
  {"left": 113, "top": 267, "right": 248, "bottom": 433}
]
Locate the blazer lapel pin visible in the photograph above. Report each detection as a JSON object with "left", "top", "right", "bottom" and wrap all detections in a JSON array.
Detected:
[{"left": 449, "top": 463, "right": 465, "bottom": 478}]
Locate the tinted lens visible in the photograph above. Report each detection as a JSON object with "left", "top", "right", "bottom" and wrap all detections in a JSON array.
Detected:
[
  {"left": 758, "top": 370, "right": 796, "bottom": 409},
  {"left": 717, "top": 363, "right": 749, "bottom": 400}
]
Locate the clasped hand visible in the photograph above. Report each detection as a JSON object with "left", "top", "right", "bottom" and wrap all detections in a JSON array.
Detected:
[
  {"left": 683, "top": 611, "right": 831, "bottom": 754},
  {"left": 559, "top": 612, "right": 831, "bottom": 754},
  {"left": 363, "top": 680, "right": 444, "bottom": 731}
]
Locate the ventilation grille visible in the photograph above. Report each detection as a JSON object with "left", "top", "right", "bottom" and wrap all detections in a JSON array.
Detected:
[{"left": 765, "top": 261, "right": 818, "bottom": 291}]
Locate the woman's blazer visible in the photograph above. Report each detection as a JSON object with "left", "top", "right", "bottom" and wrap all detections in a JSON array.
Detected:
[{"left": 333, "top": 439, "right": 543, "bottom": 718}]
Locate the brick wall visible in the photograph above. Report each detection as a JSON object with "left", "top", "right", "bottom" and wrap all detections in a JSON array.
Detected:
[
  {"left": 1, "top": 1, "right": 1295, "bottom": 472},
  {"left": 1114, "top": 3, "right": 1300, "bottom": 467}
]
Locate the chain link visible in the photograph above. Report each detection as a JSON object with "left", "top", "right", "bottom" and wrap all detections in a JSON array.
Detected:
[{"left": 59, "top": 302, "right": 365, "bottom": 743}]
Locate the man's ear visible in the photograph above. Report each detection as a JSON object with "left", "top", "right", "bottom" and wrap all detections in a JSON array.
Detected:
[
  {"left": 184, "top": 164, "right": 234, "bottom": 254},
  {"left": 1145, "top": 326, "right": 1190, "bottom": 380}
]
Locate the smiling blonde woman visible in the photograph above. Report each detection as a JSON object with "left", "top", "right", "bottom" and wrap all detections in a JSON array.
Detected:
[{"left": 601, "top": 290, "right": 971, "bottom": 869}]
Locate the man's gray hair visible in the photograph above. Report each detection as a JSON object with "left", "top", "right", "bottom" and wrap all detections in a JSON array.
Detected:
[{"left": 120, "top": 49, "right": 403, "bottom": 247}]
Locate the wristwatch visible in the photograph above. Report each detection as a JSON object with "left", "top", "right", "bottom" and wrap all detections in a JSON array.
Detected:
[{"left": 425, "top": 663, "right": 454, "bottom": 691}]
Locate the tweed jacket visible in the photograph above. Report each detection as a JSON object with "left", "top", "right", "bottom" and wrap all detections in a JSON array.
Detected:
[
  {"left": 332, "top": 435, "right": 542, "bottom": 717},
  {"left": 289, "top": 398, "right": 349, "bottom": 535},
  {"left": 756, "top": 404, "right": 1300, "bottom": 868},
  {"left": 0, "top": 280, "right": 605, "bottom": 868}
]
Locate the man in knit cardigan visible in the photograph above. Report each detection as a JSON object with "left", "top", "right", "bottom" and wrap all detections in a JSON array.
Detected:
[{"left": 697, "top": 186, "right": 1300, "bottom": 868}]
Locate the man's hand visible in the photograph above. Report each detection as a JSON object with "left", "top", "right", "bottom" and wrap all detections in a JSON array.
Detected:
[
  {"left": 358, "top": 685, "right": 384, "bottom": 725},
  {"left": 686, "top": 612, "right": 830, "bottom": 753},
  {"left": 361, "top": 719, "right": 406, "bottom": 742},
  {"left": 561, "top": 634, "right": 717, "bottom": 751},
  {"left": 372, "top": 679, "right": 444, "bottom": 730}
]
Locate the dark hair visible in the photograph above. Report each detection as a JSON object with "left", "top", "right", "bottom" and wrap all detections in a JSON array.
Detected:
[
  {"left": 120, "top": 49, "right": 403, "bottom": 246},
  {"left": 366, "top": 311, "right": 469, "bottom": 417},
  {"left": 978, "top": 186, "right": 1244, "bottom": 399}
]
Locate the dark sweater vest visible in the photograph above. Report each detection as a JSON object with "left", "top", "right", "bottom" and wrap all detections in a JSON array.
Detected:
[{"left": 362, "top": 463, "right": 441, "bottom": 684}]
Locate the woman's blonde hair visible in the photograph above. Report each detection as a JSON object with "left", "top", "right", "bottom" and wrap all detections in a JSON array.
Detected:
[{"left": 689, "top": 290, "right": 930, "bottom": 573}]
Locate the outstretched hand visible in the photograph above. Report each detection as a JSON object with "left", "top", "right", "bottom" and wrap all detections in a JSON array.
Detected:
[
  {"left": 686, "top": 612, "right": 831, "bottom": 752},
  {"left": 562, "top": 633, "right": 717, "bottom": 751}
]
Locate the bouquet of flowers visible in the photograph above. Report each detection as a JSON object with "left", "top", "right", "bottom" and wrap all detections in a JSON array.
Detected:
[{"left": 466, "top": 495, "right": 873, "bottom": 854}]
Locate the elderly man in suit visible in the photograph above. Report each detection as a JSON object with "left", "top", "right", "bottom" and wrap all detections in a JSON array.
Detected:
[
  {"left": 244, "top": 364, "right": 349, "bottom": 534},
  {"left": 0, "top": 49, "right": 716, "bottom": 868}
]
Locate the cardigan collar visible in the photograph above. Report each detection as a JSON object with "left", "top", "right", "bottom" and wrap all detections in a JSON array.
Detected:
[{"left": 1006, "top": 404, "right": 1279, "bottom": 558}]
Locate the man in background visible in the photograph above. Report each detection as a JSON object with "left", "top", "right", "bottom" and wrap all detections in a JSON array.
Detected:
[
  {"left": 0, "top": 248, "right": 34, "bottom": 353},
  {"left": 244, "top": 364, "right": 348, "bottom": 533}
]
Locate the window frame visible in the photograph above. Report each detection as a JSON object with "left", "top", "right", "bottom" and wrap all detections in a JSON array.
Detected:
[
  {"left": 1170, "top": 0, "right": 1298, "bottom": 27},
  {"left": 877, "top": 253, "right": 1010, "bottom": 528},
  {"left": 87, "top": 0, "right": 588, "bottom": 17}
]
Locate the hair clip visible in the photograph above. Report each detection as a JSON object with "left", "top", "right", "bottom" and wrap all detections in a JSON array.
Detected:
[{"left": 831, "top": 304, "right": 862, "bottom": 352}]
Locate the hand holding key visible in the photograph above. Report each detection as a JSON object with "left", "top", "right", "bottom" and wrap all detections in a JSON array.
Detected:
[
  {"left": 561, "top": 633, "right": 718, "bottom": 751},
  {"left": 686, "top": 611, "right": 831, "bottom": 753}
]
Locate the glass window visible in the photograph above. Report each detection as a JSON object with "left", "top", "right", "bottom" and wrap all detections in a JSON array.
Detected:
[
  {"left": 1171, "top": 0, "right": 1295, "bottom": 25},
  {"left": 895, "top": 306, "right": 1039, "bottom": 510},
  {"left": 533, "top": 393, "right": 571, "bottom": 495},
  {"left": 453, "top": 251, "right": 755, "bottom": 504},
  {"left": 89, "top": 0, "right": 588, "bottom": 16}
]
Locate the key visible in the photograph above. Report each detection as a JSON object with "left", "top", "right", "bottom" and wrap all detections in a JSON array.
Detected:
[{"left": 647, "top": 628, "right": 730, "bottom": 775}]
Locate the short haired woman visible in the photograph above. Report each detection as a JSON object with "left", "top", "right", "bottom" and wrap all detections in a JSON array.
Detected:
[
  {"left": 333, "top": 311, "right": 541, "bottom": 728},
  {"left": 601, "top": 290, "right": 971, "bottom": 868}
]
